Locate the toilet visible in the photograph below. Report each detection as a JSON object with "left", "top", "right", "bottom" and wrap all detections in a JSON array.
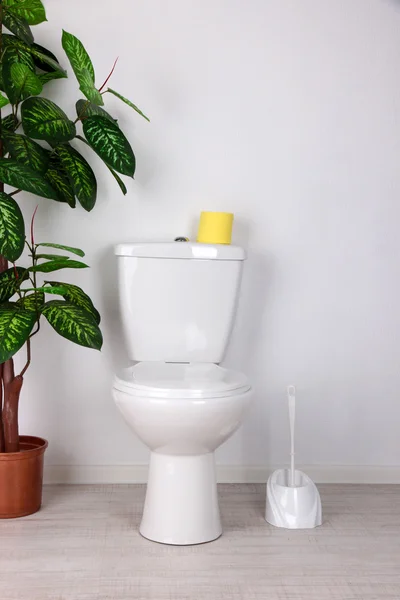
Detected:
[{"left": 112, "top": 242, "right": 253, "bottom": 545}]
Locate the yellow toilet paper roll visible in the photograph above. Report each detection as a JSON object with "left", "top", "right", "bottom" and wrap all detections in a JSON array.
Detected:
[{"left": 197, "top": 211, "right": 234, "bottom": 245}]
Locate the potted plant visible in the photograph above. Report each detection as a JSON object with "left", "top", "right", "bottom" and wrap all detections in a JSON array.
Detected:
[{"left": 0, "top": 0, "right": 148, "bottom": 518}]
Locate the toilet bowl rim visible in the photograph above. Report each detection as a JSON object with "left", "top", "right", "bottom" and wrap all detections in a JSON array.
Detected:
[
  {"left": 112, "top": 381, "right": 252, "bottom": 400},
  {"left": 113, "top": 362, "right": 251, "bottom": 400}
]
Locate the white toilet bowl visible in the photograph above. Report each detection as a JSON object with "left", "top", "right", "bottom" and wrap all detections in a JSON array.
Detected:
[
  {"left": 113, "top": 362, "right": 253, "bottom": 545},
  {"left": 113, "top": 241, "right": 252, "bottom": 544}
]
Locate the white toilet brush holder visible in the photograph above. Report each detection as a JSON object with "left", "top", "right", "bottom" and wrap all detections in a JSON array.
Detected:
[{"left": 265, "top": 386, "right": 322, "bottom": 529}]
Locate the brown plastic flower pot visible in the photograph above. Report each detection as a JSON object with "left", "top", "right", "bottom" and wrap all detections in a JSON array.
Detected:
[{"left": 0, "top": 436, "right": 48, "bottom": 519}]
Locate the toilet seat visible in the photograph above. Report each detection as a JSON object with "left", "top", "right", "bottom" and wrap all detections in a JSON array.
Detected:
[{"left": 114, "top": 362, "right": 250, "bottom": 399}]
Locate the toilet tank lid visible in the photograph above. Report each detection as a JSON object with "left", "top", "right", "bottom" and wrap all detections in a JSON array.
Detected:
[{"left": 114, "top": 242, "right": 246, "bottom": 260}]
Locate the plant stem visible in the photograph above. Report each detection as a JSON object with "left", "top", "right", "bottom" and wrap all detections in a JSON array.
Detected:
[
  {"left": 9, "top": 189, "right": 22, "bottom": 196},
  {"left": 32, "top": 243, "right": 39, "bottom": 318},
  {"left": 0, "top": 363, "right": 4, "bottom": 453},
  {"left": 0, "top": 3, "right": 23, "bottom": 453},
  {"left": 20, "top": 339, "right": 31, "bottom": 378},
  {"left": 3, "top": 375, "right": 22, "bottom": 453},
  {"left": 31, "top": 205, "right": 38, "bottom": 246},
  {"left": 2, "top": 359, "right": 21, "bottom": 453},
  {"left": 98, "top": 57, "right": 119, "bottom": 93},
  {"left": 29, "top": 321, "right": 40, "bottom": 339},
  {"left": 0, "top": 132, "right": 4, "bottom": 453},
  {"left": 0, "top": 2, "right": 8, "bottom": 454}
]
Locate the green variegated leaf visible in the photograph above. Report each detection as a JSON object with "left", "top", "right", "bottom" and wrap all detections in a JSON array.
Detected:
[
  {"left": 19, "top": 286, "right": 68, "bottom": 297},
  {"left": 21, "top": 97, "right": 76, "bottom": 144},
  {"left": 39, "top": 70, "right": 66, "bottom": 85},
  {"left": 16, "top": 290, "right": 45, "bottom": 311},
  {"left": 3, "top": 11, "right": 34, "bottom": 45},
  {"left": 1, "top": 114, "right": 19, "bottom": 132},
  {"left": 75, "top": 99, "right": 116, "bottom": 124},
  {"left": 42, "top": 300, "right": 102, "bottom": 350},
  {"left": 2, "top": 132, "right": 50, "bottom": 173},
  {"left": 34, "top": 254, "right": 70, "bottom": 261},
  {"left": 0, "top": 93, "right": 9, "bottom": 108},
  {"left": 38, "top": 243, "right": 85, "bottom": 257},
  {"left": 30, "top": 43, "right": 56, "bottom": 71},
  {"left": 29, "top": 259, "right": 88, "bottom": 273},
  {"left": 29, "top": 44, "right": 66, "bottom": 77},
  {"left": 0, "top": 159, "right": 59, "bottom": 200},
  {"left": 30, "top": 43, "right": 63, "bottom": 73},
  {"left": 41, "top": 286, "right": 67, "bottom": 295},
  {"left": 2, "top": 35, "right": 59, "bottom": 75},
  {"left": 62, "top": 30, "right": 95, "bottom": 85},
  {"left": 46, "top": 281, "right": 100, "bottom": 324},
  {"left": 2, "top": 35, "right": 35, "bottom": 69},
  {"left": 107, "top": 88, "right": 150, "bottom": 122},
  {"left": 83, "top": 116, "right": 135, "bottom": 177},
  {"left": 75, "top": 136, "right": 127, "bottom": 195},
  {"left": 0, "top": 192, "right": 25, "bottom": 262},
  {"left": 76, "top": 134, "right": 126, "bottom": 195},
  {"left": 56, "top": 144, "right": 97, "bottom": 212},
  {"left": 107, "top": 165, "right": 127, "bottom": 195},
  {"left": 3, "top": 0, "right": 47, "bottom": 26},
  {"left": 78, "top": 69, "right": 104, "bottom": 106},
  {"left": 0, "top": 267, "right": 29, "bottom": 303},
  {"left": 9, "top": 62, "right": 42, "bottom": 102},
  {"left": 2, "top": 41, "right": 35, "bottom": 103},
  {"left": 0, "top": 304, "right": 36, "bottom": 363},
  {"left": 45, "top": 155, "right": 76, "bottom": 207}
]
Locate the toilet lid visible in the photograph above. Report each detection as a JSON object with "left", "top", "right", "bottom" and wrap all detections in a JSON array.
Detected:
[{"left": 113, "top": 362, "right": 251, "bottom": 399}]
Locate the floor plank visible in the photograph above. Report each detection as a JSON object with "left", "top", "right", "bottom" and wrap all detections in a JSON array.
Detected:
[{"left": 0, "top": 484, "right": 399, "bottom": 599}]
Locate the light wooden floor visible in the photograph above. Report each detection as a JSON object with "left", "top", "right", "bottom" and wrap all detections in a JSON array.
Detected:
[{"left": 0, "top": 484, "right": 399, "bottom": 600}]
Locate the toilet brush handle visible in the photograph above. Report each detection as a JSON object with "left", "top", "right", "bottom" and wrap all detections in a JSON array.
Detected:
[{"left": 287, "top": 386, "right": 296, "bottom": 487}]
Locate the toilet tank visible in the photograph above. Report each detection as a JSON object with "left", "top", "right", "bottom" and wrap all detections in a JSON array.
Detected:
[{"left": 115, "top": 242, "right": 246, "bottom": 363}]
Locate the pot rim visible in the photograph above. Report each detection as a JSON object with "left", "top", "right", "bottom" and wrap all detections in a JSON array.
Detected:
[{"left": 0, "top": 435, "right": 48, "bottom": 461}]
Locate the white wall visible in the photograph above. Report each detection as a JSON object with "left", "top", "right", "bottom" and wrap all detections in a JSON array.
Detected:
[{"left": 15, "top": 0, "right": 400, "bottom": 475}]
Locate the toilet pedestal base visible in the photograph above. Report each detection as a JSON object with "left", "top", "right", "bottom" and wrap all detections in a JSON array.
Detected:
[{"left": 140, "top": 452, "right": 222, "bottom": 545}]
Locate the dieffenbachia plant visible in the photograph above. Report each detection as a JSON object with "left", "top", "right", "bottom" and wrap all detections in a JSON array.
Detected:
[{"left": 0, "top": 0, "right": 149, "bottom": 453}]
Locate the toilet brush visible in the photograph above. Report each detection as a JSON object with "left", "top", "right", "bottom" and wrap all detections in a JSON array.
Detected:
[
  {"left": 265, "top": 385, "right": 322, "bottom": 529},
  {"left": 288, "top": 385, "right": 296, "bottom": 488}
]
